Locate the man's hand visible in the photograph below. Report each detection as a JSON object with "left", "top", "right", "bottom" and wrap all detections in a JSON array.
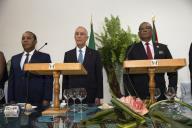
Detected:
[
  {"left": 42, "top": 100, "right": 49, "bottom": 107},
  {"left": 10, "top": 101, "right": 16, "bottom": 104},
  {"left": 95, "top": 98, "right": 101, "bottom": 106}
]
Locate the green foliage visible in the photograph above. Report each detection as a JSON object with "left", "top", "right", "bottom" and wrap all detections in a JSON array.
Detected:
[
  {"left": 96, "top": 15, "right": 139, "bottom": 67},
  {"left": 81, "top": 99, "right": 192, "bottom": 128},
  {"left": 95, "top": 15, "right": 139, "bottom": 97}
]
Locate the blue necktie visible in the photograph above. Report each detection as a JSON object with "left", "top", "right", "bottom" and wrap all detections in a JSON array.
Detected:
[{"left": 78, "top": 49, "right": 83, "bottom": 64}]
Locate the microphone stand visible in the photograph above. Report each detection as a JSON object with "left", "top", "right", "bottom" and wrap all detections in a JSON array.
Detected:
[
  {"left": 24, "top": 42, "right": 48, "bottom": 104},
  {"left": 37, "top": 43, "right": 48, "bottom": 51},
  {"left": 124, "top": 43, "right": 139, "bottom": 97},
  {"left": 25, "top": 71, "right": 30, "bottom": 103}
]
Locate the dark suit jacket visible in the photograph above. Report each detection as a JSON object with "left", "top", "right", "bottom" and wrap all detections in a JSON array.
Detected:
[
  {"left": 62, "top": 47, "right": 103, "bottom": 104},
  {"left": 124, "top": 42, "right": 178, "bottom": 100},
  {"left": 8, "top": 50, "right": 53, "bottom": 106},
  {"left": 189, "top": 43, "right": 192, "bottom": 95},
  {"left": 0, "top": 52, "right": 8, "bottom": 104},
  {"left": 0, "top": 69, "right": 8, "bottom": 104}
]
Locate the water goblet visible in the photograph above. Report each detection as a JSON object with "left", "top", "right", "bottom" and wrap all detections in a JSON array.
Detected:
[
  {"left": 164, "top": 87, "right": 176, "bottom": 101},
  {"left": 70, "top": 88, "right": 78, "bottom": 112},
  {"left": 0, "top": 89, "right": 4, "bottom": 101},
  {"left": 0, "top": 88, "right": 4, "bottom": 112},
  {"left": 76, "top": 88, "right": 87, "bottom": 113},
  {"left": 63, "top": 89, "right": 72, "bottom": 109},
  {"left": 180, "top": 84, "right": 186, "bottom": 102},
  {"left": 176, "top": 84, "right": 187, "bottom": 113},
  {"left": 154, "top": 88, "right": 161, "bottom": 101},
  {"left": 164, "top": 87, "right": 176, "bottom": 112}
]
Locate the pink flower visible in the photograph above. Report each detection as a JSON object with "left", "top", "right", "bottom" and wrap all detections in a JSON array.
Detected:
[{"left": 120, "top": 96, "right": 148, "bottom": 115}]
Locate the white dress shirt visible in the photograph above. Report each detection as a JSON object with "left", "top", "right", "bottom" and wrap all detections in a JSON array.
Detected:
[
  {"left": 20, "top": 49, "right": 35, "bottom": 69},
  {"left": 142, "top": 40, "right": 154, "bottom": 59},
  {"left": 76, "top": 46, "right": 86, "bottom": 61}
]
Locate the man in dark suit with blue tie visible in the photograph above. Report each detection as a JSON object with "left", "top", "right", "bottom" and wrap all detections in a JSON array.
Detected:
[
  {"left": 8, "top": 31, "right": 53, "bottom": 107},
  {"left": 62, "top": 26, "right": 103, "bottom": 105},
  {"left": 124, "top": 22, "right": 178, "bottom": 100}
]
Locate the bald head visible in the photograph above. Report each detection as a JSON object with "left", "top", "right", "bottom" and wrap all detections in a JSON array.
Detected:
[{"left": 74, "top": 26, "right": 88, "bottom": 48}]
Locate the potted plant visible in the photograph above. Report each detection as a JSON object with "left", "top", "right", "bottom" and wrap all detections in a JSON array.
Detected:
[{"left": 95, "top": 15, "right": 139, "bottom": 97}]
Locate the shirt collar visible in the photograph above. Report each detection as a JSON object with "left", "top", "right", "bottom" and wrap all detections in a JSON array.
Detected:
[
  {"left": 142, "top": 40, "right": 153, "bottom": 46},
  {"left": 23, "top": 49, "right": 35, "bottom": 56},
  {"left": 76, "top": 46, "right": 86, "bottom": 53}
]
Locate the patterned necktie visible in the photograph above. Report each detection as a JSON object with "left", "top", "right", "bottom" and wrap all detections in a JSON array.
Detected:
[
  {"left": 145, "top": 42, "right": 153, "bottom": 59},
  {"left": 23, "top": 53, "right": 29, "bottom": 70},
  {"left": 78, "top": 49, "right": 83, "bottom": 64}
]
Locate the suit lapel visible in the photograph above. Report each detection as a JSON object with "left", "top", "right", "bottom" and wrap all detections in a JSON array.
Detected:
[
  {"left": 138, "top": 42, "right": 148, "bottom": 59},
  {"left": 83, "top": 47, "right": 91, "bottom": 65},
  {"left": 72, "top": 48, "right": 78, "bottom": 62},
  {"left": 30, "top": 50, "right": 38, "bottom": 63},
  {"left": 153, "top": 43, "right": 159, "bottom": 59},
  {"left": 17, "top": 53, "right": 23, "bottom": 71}
]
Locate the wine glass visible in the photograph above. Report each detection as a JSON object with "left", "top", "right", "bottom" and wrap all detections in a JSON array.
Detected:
[
  {"left": 179, "top": 85, "right": 186, "bottom": 102},
  {"left": 0, "top": 89, "right": 5, "bottom": 112},
  {"left": 70, "top": 88, "right": 78, "bottom": 112},
  {"left": 164, "top": 87, "right": 176, "bottom": 112},
  {"left": 0, "top": 89, "right": 4, "bottom": 101},
  {"left": 76, "top": 88, "right": 87, "bottom": 113},
  {"left": 164, "top": 87, "right": 176, "bottom": 101},
  {"left": 176, "top": 84, "right": 186, "bottom": 113},
  {"left": 154, "top": 88, "right": 161, "bottom": 101},
  {"left": 63, "top": 89, "right": 72, "bottom": 109}
]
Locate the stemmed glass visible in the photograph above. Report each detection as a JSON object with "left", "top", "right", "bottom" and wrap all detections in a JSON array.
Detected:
[
  {"left": 0, "top": 89, "right": 4, "bottom": 112},
  {"left": 164, "top": 87, "right": 176, "bottom": 101},
  {"left": 0, "top": 89, "right": 4, "bottom": 101},
  {"left": 76, "top": 88, "right": 87, "bottom": 113},
  {"left": 176, "top": 85, "right": 186, "bottom": 113},
  {"left": 63, "top": 89, "right": 72, "bottom": 109},
  {"left": 164, "top": 87, "right": 176, "bottom": 112},
  {"left": 179, "top": 85, "right": 186, "bottom": 102},
  {"left": 70, "top": 88, "right": 78, "bottom": 112},
  {"left": 154, "top": 88, "right": 161, "bottom": 101}
]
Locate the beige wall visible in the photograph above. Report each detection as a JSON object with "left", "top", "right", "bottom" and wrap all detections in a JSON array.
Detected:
[{"left": 1, "top": 0, "right": 192, "bottom": 102}]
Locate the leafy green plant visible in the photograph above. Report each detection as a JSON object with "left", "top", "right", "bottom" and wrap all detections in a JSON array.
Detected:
[{"left": 95, "top": 15, "right": 139, "bottom": 97}]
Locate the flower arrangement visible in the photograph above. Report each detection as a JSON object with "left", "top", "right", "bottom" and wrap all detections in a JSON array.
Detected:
[
  {"left": 82, "top": 96, "right": 192, "bottom": 128},
  {"left": 119, "top": 96, "right": 148, "bottom": 116},
  {"left": 84, "top": 15, "right": 192, "bottom": 128}
]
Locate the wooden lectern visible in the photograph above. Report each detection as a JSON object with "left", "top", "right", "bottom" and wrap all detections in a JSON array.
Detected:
[
  {"left": 24, "top": 63, "right": 87, "bottom": 115},
  {"left": 123, "top": 59, "right": 186, "bottom": 103}
]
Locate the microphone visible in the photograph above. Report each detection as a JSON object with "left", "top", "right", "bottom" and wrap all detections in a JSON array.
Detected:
[
  {"left": 25, "top": 42, "right": 48, "bottom": 103},
  {"left": 126, "top": 42, "right": 136, "bottom": 60},
  {"left": 124, "top": 42, "right": 139, "bottom": 97},
  {"left": 37, "top": 42, "right": 48, "bottom": 51}
]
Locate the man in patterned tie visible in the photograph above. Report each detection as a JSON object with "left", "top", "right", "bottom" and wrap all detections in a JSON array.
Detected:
[
  {"left": 62, "top": 26, "right": 103, "bottom": 105},
  {"left": 123, "top": 22, "right": 178, "bottom": 100},
  {"left": 8, "top": 31, "right": 53, "bottom": 107}
]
